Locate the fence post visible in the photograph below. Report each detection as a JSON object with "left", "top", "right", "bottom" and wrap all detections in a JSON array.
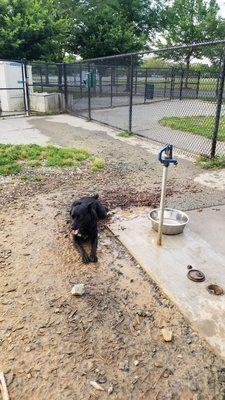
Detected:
[
  {"left": 163, "top": 72, "right": 167, "bottom": 98},
  {"left": 135, "top": 69, "right": 138, "bottom": 94},
  {"left": 110, "top": 66, "right": 113, "bottom": 107},
  {"left": 40, "top": 66, "right": 44, "bottom": 92},
  {"left": 196, "top": 71, "right": 201, "bottom": 98},
  {"left": 58, "top": 63, "right": 63, "bottom": 92},
  {"left": 179, "top": 69, "right": 184, "bottom": 100},
  {"left": 144, "top": 68, "right": 148, "bottom": 103},
  {"left": 128, "top": 55, "right": 134, "bottom": 133},
  {"left": 211, "top": 46, "right": 225, "bottom": 158},
  {"left": 63, "top": 62, "right": 68, "bottom": 111},
  {"left": 170, "top": 68, "right": 174, "bottom": 100},
  {"left": 88, "top": 63, "right": 91, "bottom": 121},
  {"left": 45, "top": 61, "right": 49, "bottom": 85},
  {"left": 22, "top": 59, "right": 30, "bottom": 116},
  {"left": 80, "top": 63, "right": 83, "bottom": 97}
]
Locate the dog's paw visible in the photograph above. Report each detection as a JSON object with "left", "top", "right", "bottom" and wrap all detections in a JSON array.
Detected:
[
  {"left": 90, "top": 254, "right": 98, "bottom": 263},
  {"left": 82, "top": 254, "right": 90, "bottom": 264}
]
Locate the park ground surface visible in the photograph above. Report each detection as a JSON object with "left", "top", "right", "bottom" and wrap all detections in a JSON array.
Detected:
[{"left": 1, "top": 114, "right": 225, "bottom": 400}]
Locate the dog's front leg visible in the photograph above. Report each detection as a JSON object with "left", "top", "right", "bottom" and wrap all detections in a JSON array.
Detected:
[
  {"left": 73, "top": 237, "right": 90, "bottom": 263},
  {"left": 90, "top": 234, "right": 98, "bottom": 263}
]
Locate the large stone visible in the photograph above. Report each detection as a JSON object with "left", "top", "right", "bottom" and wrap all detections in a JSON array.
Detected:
[{"left": 71, "top": 284, "right": 85, "bottom": 296}]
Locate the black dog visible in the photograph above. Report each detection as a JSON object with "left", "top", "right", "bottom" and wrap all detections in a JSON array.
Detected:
[{"left": 70, "top": 194, "right": 108, "bottom": 263}]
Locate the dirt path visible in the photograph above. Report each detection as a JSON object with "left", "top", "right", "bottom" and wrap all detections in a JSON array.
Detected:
[{"left": 1, "top": 116, "right": 225, "bottom": 399}]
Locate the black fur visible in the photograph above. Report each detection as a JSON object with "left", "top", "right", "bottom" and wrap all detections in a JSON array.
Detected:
[{"left": 70, "top": 194, "right": 108, "bottom": 263}]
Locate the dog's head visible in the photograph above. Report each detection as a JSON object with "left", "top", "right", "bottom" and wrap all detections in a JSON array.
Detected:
[{"left": 70, "top": 201, "right": 97, "bottom": 235}]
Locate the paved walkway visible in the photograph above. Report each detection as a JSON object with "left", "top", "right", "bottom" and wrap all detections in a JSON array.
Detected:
[{"left": 89, "top": 99, "right": 225, "bottom": 156}]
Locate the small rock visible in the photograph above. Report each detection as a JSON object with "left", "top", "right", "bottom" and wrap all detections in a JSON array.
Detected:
[
  {"left": 71, "top": 284, "right": 85, "bottom": 296},
  {"left": 124, "top": 360, "right": 129, "bottom": 372},
  {"left": 133, "top": 360, "right": 139, "bottom": 366},
  {"left": 25, "top": 345, "right": 33, "bottom": 352},
  {"left": 154, "top": 361, "right": 163, "bottom": 368},
  {"left": 161, "top": 328, "right": 173, "bottom": 342},
  {"left": 90, "top": 381, "right": 104, "bottom": 391},
  {"left": 193, "top": 395, "right": 201, "bottom": 400},
  {"left": 188, "top": 381, "right": 199, "bottom": 392},
  {"left": 163, "top": 368, "right": 174, "bottom": 378},
  {"left": 97, "top": 375, "right": 107, "bottom": 384},
  {"left": 108, "top": 385, "right": 114, "bottom": 395}
]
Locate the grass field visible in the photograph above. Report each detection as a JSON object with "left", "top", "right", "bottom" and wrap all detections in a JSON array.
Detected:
[{"left": 159, "top": 115, "right": 225, "bottom": 141}]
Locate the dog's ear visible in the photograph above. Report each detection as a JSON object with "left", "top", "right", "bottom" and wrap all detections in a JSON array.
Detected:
[{"left": 88, "top": 203, "right": 98, "bottom": 220}]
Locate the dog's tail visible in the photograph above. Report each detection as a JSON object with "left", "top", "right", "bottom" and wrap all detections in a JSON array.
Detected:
[{"left": 93, "top": 194, "right": 99, "bottom": 199}]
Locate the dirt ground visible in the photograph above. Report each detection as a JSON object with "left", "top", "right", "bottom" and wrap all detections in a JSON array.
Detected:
[{"left": 1, "top": 116, "right": 225, "bottom": 400}]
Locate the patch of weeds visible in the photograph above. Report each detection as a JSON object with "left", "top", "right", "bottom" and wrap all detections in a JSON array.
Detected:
[
  {"left": 20, "top": 173, "right": 42, "bottom": 181},
  {"left": 91, "top": 157, "right": 106, "bottom": 171},
  {"left": 116, "top": 130, "right": 133, "bottom": 138},
  {"left": 0, "top": 162, "right": 21, "bottom": 175},
  {"left": 196, "top": 155, "right": 225, "bottom": 169},
  {"left": 27, "top": 159, "right": 42, "bottom": 167},
  {"left": 0, "top": 144, "right": 91, "bottom": 175}
]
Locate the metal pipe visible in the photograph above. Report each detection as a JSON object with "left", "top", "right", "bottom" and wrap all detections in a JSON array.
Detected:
[
  {"left": 157, "top": 165, "right": 168, "bottom": 246},
  {"left": 128, "top": 55, "right": 134, "bottom": 133},
  {"left": 211, "top": 45, "right": 225, "bottom": 158}
]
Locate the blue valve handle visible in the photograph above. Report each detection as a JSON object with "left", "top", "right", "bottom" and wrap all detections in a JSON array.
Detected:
[{"left": 158, "top": 144, "right": 178, "bottom": 167}]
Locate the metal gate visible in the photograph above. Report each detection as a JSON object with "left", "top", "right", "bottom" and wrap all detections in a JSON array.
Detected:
[{"left": 0, "top": 59, "right": 29, "bottom": 117}]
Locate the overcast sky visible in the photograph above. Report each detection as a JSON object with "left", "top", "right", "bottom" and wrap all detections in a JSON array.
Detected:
[{"left": 218, "top": 0, "right": 225, "bottom": 17}]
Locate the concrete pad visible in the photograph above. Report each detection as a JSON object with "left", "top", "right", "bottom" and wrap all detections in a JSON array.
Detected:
[
  {"left": 194, "top": 169, "right": 225, "bottom": 191},
  {"left": 0, "top": 117, "right": 50, "bottom": 145},
  {"left": 110, "top": 205, "right": 225, "bottom": 358}
]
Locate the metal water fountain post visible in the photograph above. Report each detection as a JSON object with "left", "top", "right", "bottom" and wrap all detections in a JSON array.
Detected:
[{"left": 157, "top": 145, "right": 178, "bottom": 246}]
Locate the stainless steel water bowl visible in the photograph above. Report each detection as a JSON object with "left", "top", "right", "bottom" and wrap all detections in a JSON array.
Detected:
[{"left": 149, "top": 208, "right": 189, "bottom": 235}]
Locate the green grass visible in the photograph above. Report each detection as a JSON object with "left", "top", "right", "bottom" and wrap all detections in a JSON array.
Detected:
[
  {"left": 159, "top": 115, "right": 225, "bottom": 141},
  {"left": 196, "top": 155, "right": 225, "bottom": 169},
  {"left": 117, "top": 130, "right": 133, "bottom": 138},
  {"left": 91, "top": 157, "right": 106, "bottom": 171},
  {"left": 20, "top": 173, "right": 42, "bottom": 181},
  {"left": 0, "top": 144, "right": 91, "bottom": 175}
]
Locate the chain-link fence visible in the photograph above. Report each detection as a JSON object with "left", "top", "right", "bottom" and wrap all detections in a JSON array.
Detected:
[
  {"left": 2, "top": 41, "right": 225, "bottom": 157},
  {"left": 63, "top": 40, "right": 225, "bottom": 158}
]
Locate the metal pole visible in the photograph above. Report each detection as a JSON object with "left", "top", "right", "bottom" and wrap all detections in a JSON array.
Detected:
[
  {"left": 196, "top": 71, "right": 201, "bottom": 99},
  {"left": 21, "top": 60, "right": 27, "bottom": 115},
  {"left": 179, "top": 70, "right": 184, "bottom": 100},
  {"left": 88, "top": 63, "right": 91, "bottom": 121},
  {"left": 110, "top": 66, "right": 113, "bottom": 107},
  {"left": 144, "top": 68, "right": 148, "bottom": 103},
  {"left": 80, "top": 63, "right": 83, "bottom": 97},
  {"left": 23, "top": 59, "right": 30, "bottom": 116},
  {"left": 40, "top": 66, "right": 43, "bottom": 92},
  {"left": 128, "top": 55, "right": 134, "bottom": 133},
  {"left": 170, "top": 68, "right": 174, "bottom": 100},
  {"left": 163, "top": 71, "right": 167, "bottom": 98},
  {"left": 157, "top": 165, "right": 168, "bottom": 246},
  {"left": 211, "top": 46, "right": 225, "bottom": 158},
  {"left": 63, "top": 62, "right": 68, "bottom": 110},
  {"left": 135, "top": 69, "right": 138, "bottom": 94}
]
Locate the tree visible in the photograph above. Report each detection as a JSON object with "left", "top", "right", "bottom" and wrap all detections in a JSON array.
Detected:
[
  {"left": 157, "top": 0, "right": 224, "bottom": 71},
  {"left": 0, "top": 0, "right": 68, "bottom": 61},
  {"left": 65, "top": 0, "right": 163, "bottom": 59}
]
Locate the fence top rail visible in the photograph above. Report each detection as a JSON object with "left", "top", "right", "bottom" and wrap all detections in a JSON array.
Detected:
[{"left": 71, "top": 39, "right": 225, "bottom": 64}]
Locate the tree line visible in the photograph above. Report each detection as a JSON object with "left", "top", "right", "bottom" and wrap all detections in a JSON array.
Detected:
[{"left": 0, "top": 0, "right": 224, "bottom": 67}]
